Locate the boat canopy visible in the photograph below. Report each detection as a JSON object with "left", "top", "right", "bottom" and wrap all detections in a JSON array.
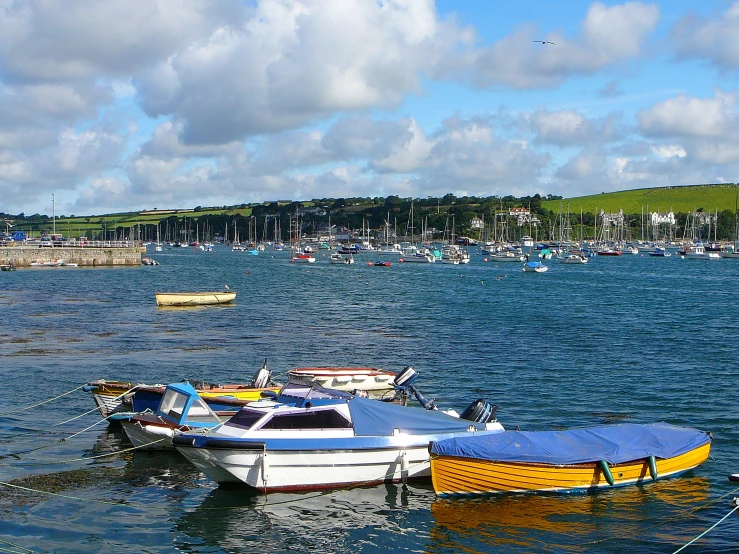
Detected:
[
  {"left": 430, "top": 422, "right": 711, "bottom": 465},
  {"left": 348, "top": 397, "right": 488, "bottom": 436}
]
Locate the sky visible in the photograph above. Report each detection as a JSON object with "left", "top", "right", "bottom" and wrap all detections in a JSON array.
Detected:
[{"left": 1, "top": 0, "right": 739, "bottom": 218}]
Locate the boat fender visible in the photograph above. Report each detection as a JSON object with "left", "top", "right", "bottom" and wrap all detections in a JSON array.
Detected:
[
  {"left": 82, "top": 385, "right": 96, "bottom": 392},
  {"left": 144, "top": 425, "right": 174, "bottom": 438},
  {"left": 599, "top": 460, "right": 615, "bottom": 486},
  {"left": 400, "top": 451, "right": 409, "bottom": 482},
  {"left": 352, "top": 389, "right": 369, "bottom": 398},
  {"left": 648, "top": 455, "right": 658, "bottom": 481},
  {"left": 261, "top": 452, "right": 269, "bottom": 485}
]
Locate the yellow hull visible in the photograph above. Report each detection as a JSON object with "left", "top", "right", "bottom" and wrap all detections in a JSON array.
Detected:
[
  {"left": 431, "top": 443, "right": 711, "bottom": 496},
  {"left": 87, "top": 380, "right": 279, "bottom": 416},
  {"left": 155, "top": 291, "right": 236, "bottom": 306}
]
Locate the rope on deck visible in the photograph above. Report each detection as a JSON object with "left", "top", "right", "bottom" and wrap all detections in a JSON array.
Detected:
[
  {"left": 671, "top": 501, "right": 739, "bottom": 553},
  {"left": 0, "top": 383, "right": 87, "bottom": 417}
]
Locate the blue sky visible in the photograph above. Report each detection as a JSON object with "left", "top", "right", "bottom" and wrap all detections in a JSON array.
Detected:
[{"left": 1, "top": 0, "right": 738, "bottom": 217}]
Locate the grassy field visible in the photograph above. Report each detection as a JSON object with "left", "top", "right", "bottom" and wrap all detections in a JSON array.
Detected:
[{"left": 541, "top": 184, "right": 739, "bottom": 214}]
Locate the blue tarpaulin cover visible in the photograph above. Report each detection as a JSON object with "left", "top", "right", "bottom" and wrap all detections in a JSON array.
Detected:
[
  {"left": 349, "top": 397, "right": 488, "bottom": 436},
  {"left": 430, "top": 422, "right": 710, "bottom": 465}
]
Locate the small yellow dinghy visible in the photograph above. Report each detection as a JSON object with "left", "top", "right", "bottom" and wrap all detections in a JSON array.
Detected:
[
  {"left": 430, "top": 422, "right": 711, "bottom": 496},
  {"left": 155, "top": 290, "right": 236, "bottom": 306}
]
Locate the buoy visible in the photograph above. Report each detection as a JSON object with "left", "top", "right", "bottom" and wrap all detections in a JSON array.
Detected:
[
  {"left": 366, "top": 262, "right": 372, "bottom": 266},
  {"left": 648, "top": 455, "right": 658, "bottom": 481},
  {"left": 599, "top": 460, "right": 615, "bottom": 486},
  {"left": 244, "top": 270, "right": 249, "bottom": 274},
  {"left": 483, "top": 258, "right": 488, "bottom": 262},
  {"left": 399, "top": 258, "right": 404, "bottom": 262}
]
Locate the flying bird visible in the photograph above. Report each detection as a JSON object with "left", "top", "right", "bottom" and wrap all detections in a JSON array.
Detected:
[{"left": 533, "top": 40, "right": 555, "bottom": 45}]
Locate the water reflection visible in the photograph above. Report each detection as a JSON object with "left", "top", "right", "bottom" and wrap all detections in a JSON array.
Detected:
[
  {"left": 429, "top": 477, "right": 712, "bottom": 553},
  {"left": 176, "top": 483, "right": 436, "bottom": 553}
]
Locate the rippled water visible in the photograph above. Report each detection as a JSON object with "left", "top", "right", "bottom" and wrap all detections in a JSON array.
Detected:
[{"left": 2, "top": 247, "right": 739, "bottom": 553}]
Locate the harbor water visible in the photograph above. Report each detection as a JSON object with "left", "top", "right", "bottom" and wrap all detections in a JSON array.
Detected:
[{"left": 2, "top": 246, "right": 739, "bottom": 553}]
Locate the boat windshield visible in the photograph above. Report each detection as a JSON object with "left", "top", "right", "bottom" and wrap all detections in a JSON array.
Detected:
[
  {"left": 185, "top": 397, "right": 221, "bottom": 424},
  {"left": 159, "top": 389, "right": 219, "bottom": 423},
  {"left": 227, "top": 408, "right": 269, "bottom": 430},
  {"left": 160, "top": 389, "right": 188, "bottom": 420}
]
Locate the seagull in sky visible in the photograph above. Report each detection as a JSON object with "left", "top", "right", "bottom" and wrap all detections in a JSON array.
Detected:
[{"left": 533, "top": 40, "right": 555, "bottom": 45}]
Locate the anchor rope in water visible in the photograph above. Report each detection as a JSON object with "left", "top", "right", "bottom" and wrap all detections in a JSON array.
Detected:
[
  {"left": 0, "top": 480, "right": 138, "bottom": 508},
  {"left": 671, "top": 502, "right": 739, "bottom": 553},
  {"left": 0, "top": 383, "right": 87, "bottom": 417},
  {"left": 0, "top": 537, "right": 33, "bottom": 554},
  {"left": 0, "top": 546, "right": 32, "bottom": 554},
  {"left": 9, "top": 436, "right": 167, "bottom": 465},
  {"left": 0, "top": 386, "right": 140, "bottom": 446},
  {"left": 579, "top": 486, "right": 739, "bottom": 548},
  {"left": 0, "top": 414, "right": 121, "bottom": 460}
]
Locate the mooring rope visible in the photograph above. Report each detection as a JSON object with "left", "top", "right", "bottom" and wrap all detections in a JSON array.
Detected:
[
  {"left": 0, "top": 546, "right": 32, "bottom": 554},
  {"left": 671, "top": 502, "right": 739, "bottom": 553},
  {"left": 0, "top": 537, "right": 33, "bottom": 554},
  {"left": 579, "top": 486, "right": 739, "bottom": 548},
  {"left": 0, "top": 480, "right": 135, "bottom": 508},
  {"left": 0, "top": 536, "right": 33, "bottom": 554},
  {"left": 0, "top": 386, "right": 139, "bottom": 444},
  {"left": 9, "top": 436, "right": 167, "bottom": 465},
  {"left": 0, "top": 415, "right": 118, "bottom": 460},
  {"left": 0, "top": 384, "right": 87, "bottom": 417}
]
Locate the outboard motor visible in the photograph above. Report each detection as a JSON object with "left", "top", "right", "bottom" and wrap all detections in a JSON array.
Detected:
[
  {"left": 408, "top": 384, "right": 436, "bottom": 411},
  {"left": 251, "top": 359, "right": 271, "bottom": 389},
  {"left": 393, "top": 366, "right": 438, "bottom": 410},
  {"left": 459, "top": 399, "right": 498, "bottom": 424},
  {"left": 393, "top": 366, "right": 419, "bottom": 388}
]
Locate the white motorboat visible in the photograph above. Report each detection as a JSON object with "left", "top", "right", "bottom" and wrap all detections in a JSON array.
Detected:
[
  {"left": 488, "top": 251, "right": 526, "bottom": 263},
  {"left": 286, "top": 366, "right": 396, "bottom": 397},
  {"left": 329, "top": 253, "right": 354, "bottom": 264},
  {"left": 173, "top": 370, "right": 504, "bottom": 492},
  {"left": 684, "top": 243, "right": 720, "bottom": 260},
  {"left": 400, "top": 251, "right": 435, "bottom": 263},
  {"left": 558, "top": 253, "right": 588, "bottom": 264},
  {"left": 30, "top": 259, "right": 63, "bottom": 267},
  {"left": 290, "top": 253, "right": 316, "bottom": 263}
]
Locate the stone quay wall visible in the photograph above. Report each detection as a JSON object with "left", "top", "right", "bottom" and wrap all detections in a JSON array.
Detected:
[{"left": 1, "top": 246, "right": 143, "bottom": 267}]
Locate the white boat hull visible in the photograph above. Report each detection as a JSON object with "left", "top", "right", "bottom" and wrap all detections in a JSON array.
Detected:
[
  {"left": 121, "top": 421, "right": 175, "bottom": 450},
  {"left": 286, "top": 368, "right": 395, "bottom": 396},
  {"left": 488, "top": 255, "right": 525, "bottom": 263},
  {"left": 400, "top": 255, "right": 435, "bottom": 263},
  {"left": 177, "top": 425, "right": 504, "bottom": 491}
]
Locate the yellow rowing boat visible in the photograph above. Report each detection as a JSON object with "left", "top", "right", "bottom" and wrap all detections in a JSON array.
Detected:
[
  {"left": 155, "top": 291, "right": 236, "bottom": 306},
  {"left": 430, "top": 422, "right": 711, "bottom": 496}
]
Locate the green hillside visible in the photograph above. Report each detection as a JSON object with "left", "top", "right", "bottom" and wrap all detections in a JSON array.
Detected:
[{"left": 541, "top": 184, "right": 739, "bottom": 214}]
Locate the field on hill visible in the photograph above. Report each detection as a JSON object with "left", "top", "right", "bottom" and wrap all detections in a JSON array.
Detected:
[{"left": 541, "top": 184, "right": 739, "bottom": 214}]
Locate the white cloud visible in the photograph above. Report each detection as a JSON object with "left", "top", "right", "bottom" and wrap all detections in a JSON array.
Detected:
[
  {"left": 670, "top": 2, "right": 739, "bottom": 70},
  {"left": 471, "top": 2, "right": 660, "bottom": 89},
  {"left": 637, "top": 92, "right": 738, "bottom": 138},
  {"left": 651, "top": 144, "right": 686, "bottom": 159}
]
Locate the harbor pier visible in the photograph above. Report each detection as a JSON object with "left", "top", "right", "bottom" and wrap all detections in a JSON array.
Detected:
[{"left": 1, "top": 243, "right": 144, "bottom": 267}]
